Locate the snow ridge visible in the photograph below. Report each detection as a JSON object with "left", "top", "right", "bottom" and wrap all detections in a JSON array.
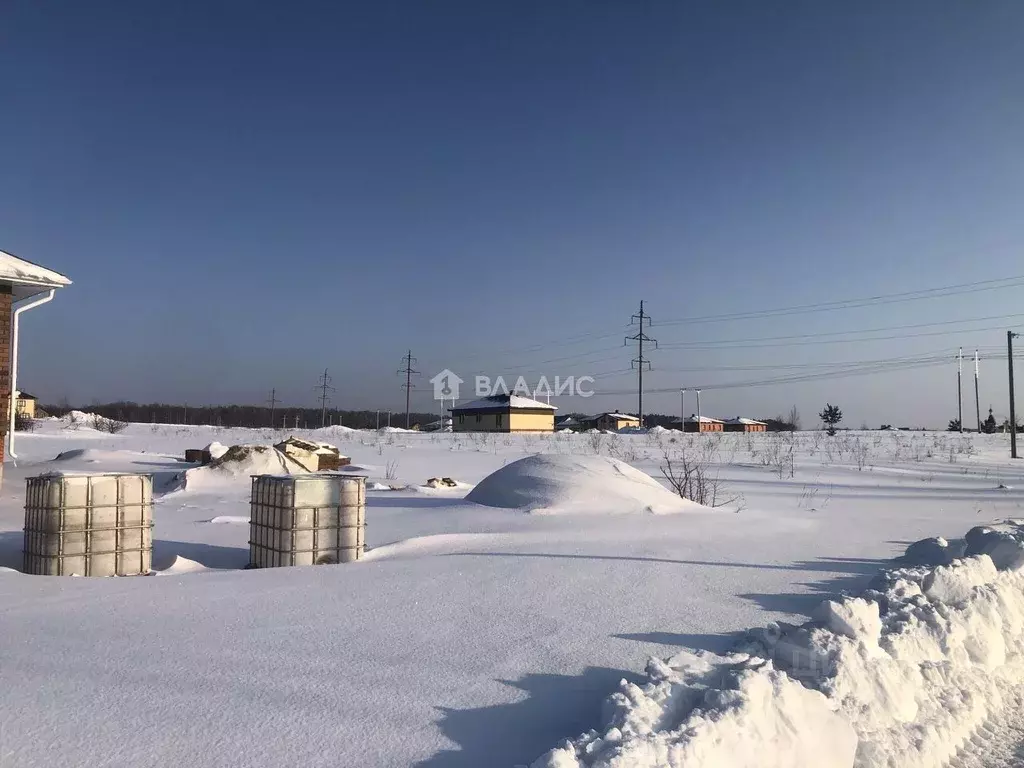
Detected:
[{"left": 533, "top": 522, "right": 1024, "bottom": 768}]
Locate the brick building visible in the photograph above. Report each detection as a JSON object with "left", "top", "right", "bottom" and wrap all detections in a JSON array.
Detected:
[
  {"left": 723, "top": 417, "right": 768, "bottom": 433},
  {"left": 681, "top": 415, "right": 725, "bottom": 433},
  {"left": 0, "top": 250, "right": 72, "bottom": 485}
]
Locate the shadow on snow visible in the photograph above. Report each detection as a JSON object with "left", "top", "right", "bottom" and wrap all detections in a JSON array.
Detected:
[{"left": 413, "top": 666, "right": 642, "bottom": 768}]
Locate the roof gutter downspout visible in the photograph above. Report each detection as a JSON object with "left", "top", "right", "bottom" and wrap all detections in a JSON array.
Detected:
[{"left": 8, "top": 289, "right": 55, "bottom": 461}]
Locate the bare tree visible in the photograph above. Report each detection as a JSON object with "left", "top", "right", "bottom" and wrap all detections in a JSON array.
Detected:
[
  {"left": 659, "top": 447, "right": 739, "bottom": 508},
  {"left": 92, "top": 415, "right": 129, "bottom": 434},
  {"left": 788, "top": 405, "right": 801, "bottom": 431}
]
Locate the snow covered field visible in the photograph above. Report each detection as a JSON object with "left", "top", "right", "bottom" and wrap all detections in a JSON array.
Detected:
[{"left": 2, "top": 420, "right": 1024, "bottom": 768}]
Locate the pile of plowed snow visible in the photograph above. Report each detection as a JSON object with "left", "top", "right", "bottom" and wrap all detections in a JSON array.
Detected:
[
  {"left": 466, "top": 454, "right": 701, "bottom": 515},
  {"left": 175, "top": 444, "right": 307, "bottom": 491},
  {"left": 532, "top": 520, "right": 1024, "bottom": 768}
]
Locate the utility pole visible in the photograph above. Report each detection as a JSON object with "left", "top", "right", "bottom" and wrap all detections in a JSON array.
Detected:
[
  {"left": 625, "top": 301, "right": 657, "bottom": 428},
  {"left": 696, "top": 389, "right": 702, "bottom": 433},
  {"left": 957, "top": 347, "right": 964, "bottom": 433},
  {"left": 397, "top": 350, "right": 420, "bottom": 429},
  {"left": 315, "top": 369, "right": 336, "bottom": 428},
  {"left": 376, "top": 409, "right": 380, "bottom": 430},
  {"left": 267, "top": 388, "right": 278, "bottom": 429},
  {"left": 974, "top": 350, "right": 981, "bottom": 434},
  {"left": 680, "top": 388, "right": 686, "bottom": 431},
  {"left": 1010, "top": 331, "right": 1020, "bottom": 459}
]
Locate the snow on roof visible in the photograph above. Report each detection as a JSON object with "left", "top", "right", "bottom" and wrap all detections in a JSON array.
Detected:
[
  {"left": 451, "top": 394, "right": 557, "bottom": 412},
  {"left": 0, "top": 249, "right": 71, "bottom": 300},
  {"left": 682, "top": 415, "right": 725, "bottom": 423},
  {"left": 724, "top": 417, "right": 767, "bottom": 425},
  {"left": 600, "top": 413, "right": 639, "bottom": 421}
]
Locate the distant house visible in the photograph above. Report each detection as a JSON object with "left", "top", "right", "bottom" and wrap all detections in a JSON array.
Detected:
[
  {"left": 420, "top": 417, "right": 452, "bottom": 433},
  {"left": 680, "top": 415, "right": 725, "bottom": 433},
  {"left": 16, "top": 392, "right": 37, "bottom": 419},
  {"left": 723, "top": 417, "right": 767, "bottom": 433},
  {"left": 451, "top": 394, "right": 555, "bottom": 433},
  {"left": 594, "top": 412, "right": 640, "bottom": 431},
  {"left": 555, "top": 415, "right": 586, "bottom": 431}
]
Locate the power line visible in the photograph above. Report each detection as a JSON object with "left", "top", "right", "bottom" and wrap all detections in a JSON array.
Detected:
[
  {"left": 397, "top": 350, "right": 420, "bottom": 429},
  {"left": 651, "top": 322, "right": 1024, "bottom": 351},
  {"left": 593, "top": 349, "right": 1024, "bottom": 395},
  {"left": 657, "top": 312, "right": 1024, "bottom": 349},
  {"left": 656, "top": 274, "right": 1024, "bottom": 327}
]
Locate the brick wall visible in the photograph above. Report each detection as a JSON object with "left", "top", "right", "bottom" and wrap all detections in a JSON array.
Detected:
[{"left": 0, "top": 285, "right": 12, "bottom": 468}]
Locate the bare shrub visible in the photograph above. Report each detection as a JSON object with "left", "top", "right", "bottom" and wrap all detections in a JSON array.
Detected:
[
  {"left": 852, "top": 437, "right": 869, "bottom": 471},
  {"left": 92, "top": 415, "right": 129, "bottom": 434},
  {"left": 610, "top": 437, "right": 641, "bottom": 463},
  {"left": 385, "top": 460, "right": 399, "bottom": 483},
  {"left": 14, "top": 414, "right": 36, "bottom": 432},
  {"left": 798, "top": 481, "right": 833, "bottom": 511},
  {"left": 659, "top": 447, "right": 737, "bottom": 508}
]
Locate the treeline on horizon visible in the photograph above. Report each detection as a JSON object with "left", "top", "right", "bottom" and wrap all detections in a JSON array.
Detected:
[{"left": 42, "top": 402, "right": 442, "bottom": 430}]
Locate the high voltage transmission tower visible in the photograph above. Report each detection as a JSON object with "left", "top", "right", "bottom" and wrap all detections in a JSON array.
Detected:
[
  {"left": 625, "top": 301, "right": 657, "bottom": 428},
  {"left": 397, "top": 350, "right": 420, "bottom": 429},
  {"left": 315, "top": 369, "right": 335, "bottom": 428},
  {"left": 266, "top": 388, "right": 278, "bottom": 428}
]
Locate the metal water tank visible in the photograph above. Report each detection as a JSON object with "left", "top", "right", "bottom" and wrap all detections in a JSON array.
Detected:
[
  {"left": 249, "top": 474, "right": 365, "bottom": 567},
  {"left": 23, "top": 473, "right": 153, "bottom": 576}
]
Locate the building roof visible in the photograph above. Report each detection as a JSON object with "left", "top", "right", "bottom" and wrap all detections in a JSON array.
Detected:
[
  {"left": 724, "top": 417, "right": 767, "bottom": 425},
  {"left": 451, "top": 394, "right": 557, "bottom": 413},
  {"left": 600, "top": 412, "right": 640, "bottom": 421},
  {"left": 681, "top": 415, "right": 725, "bottom": 424},
  {"left": 17, "top": 392, "right": 37, "bottom": 400},
  {"left": 0, "top": 250, "right": 72, "bottom": 301}
]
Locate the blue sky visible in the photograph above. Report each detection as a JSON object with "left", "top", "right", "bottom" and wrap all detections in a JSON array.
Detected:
[{"left": 2, "top": 1, "right": 1023, "bottom": 427}]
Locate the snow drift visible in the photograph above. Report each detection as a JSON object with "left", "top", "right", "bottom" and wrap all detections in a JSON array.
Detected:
[
  {"left": 174, "top": 444, "right": 308, "bottom": 491},
  {"left": 533, "top": 520, "right": 1024, "bottom": 768},
  {"left": 466, "top": 455, "right": 702, "bottom": 515}
]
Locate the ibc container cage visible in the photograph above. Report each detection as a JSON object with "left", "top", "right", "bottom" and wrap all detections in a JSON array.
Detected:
[
  {"left": 249, "top": 474, "right": 366, "bottom": 568},
  {"left": 23, "top": 473, "right": 153, "bottom": 577}
]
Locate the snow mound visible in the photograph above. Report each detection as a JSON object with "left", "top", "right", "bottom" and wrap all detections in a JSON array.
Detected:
[
  {"left": 53, "top": 448, "right": 130, "bottom": 463},
  {"left": 207, "top": 516, "right": 248, "bottom": 524},
  {"left": 155, "top": 556, "right": 208, "bottom": 576},
  {"left": 175, "top": 444, "right": 307, "bottom": 491},
  {"left": 61, "top": 410, "right": 93, "bottom": 423},
  {"left": 204, "top": 442, "right": 229, "bottom": 460},
  {"left": 317, "top": 424, "right": 357, "bottom": 435},
  {"left": 532, "top": 519, "right": 1024, "bottom": 768},
  {"left": 466, "top": 454, "right": 701, "bottom": 515}
]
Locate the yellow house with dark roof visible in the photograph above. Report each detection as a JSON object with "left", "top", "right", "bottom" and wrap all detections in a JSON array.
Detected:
[{"left": 451, "top": 394, "right": 556, "bottom": 433}]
